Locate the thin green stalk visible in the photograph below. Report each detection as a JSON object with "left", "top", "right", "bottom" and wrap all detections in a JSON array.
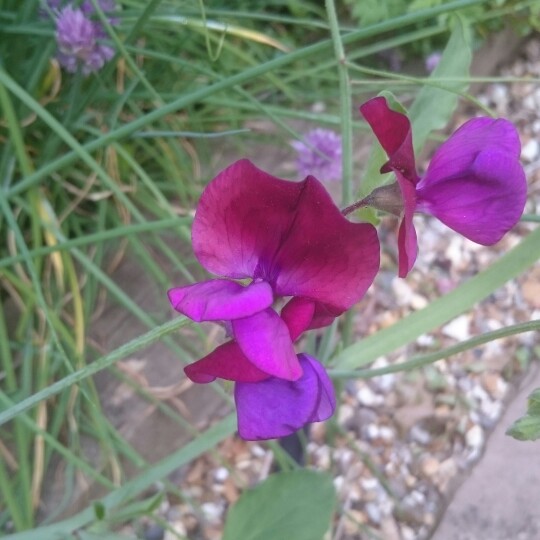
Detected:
[
  {"left": 330, "top": 319, "right": 540, "bottom": 379},
  {"left": 325, "top": 0, "right": 352, "bottom": 206},
  {"left": 0, "top": 316, "right": 190, "bottom": 426},
  {"left": 0, "top": 218, "right": 191, "bottom": 270},
  {"left": 334, "top": 225, "right": 540, "bottom": 370},
  {"left": 0, "top": 459, "right": 25, "bottom": 531},
  {"left": 6, "top": 0, "right": 486, "bottom": 198}
]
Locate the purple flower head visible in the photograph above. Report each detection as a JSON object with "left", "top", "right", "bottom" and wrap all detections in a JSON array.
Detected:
[
  {"left": 53, "top": 4, "right": 116, "bottom": 74},
  {"left": 425, "top": 52, "right": 442, "bottom": 73},
  {"left": 168, "top": 159, "right": 380, "bottom": 439},
  {"left": 360, "top": 96, "right": 527, "bottom": 277},
  {"left": 291, "top": 128, "right": 343, "bottom": 182}
]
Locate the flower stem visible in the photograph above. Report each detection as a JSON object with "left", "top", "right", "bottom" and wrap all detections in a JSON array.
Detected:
[{"left": 341, "top": 197, "right": 370, "bottom": 216}]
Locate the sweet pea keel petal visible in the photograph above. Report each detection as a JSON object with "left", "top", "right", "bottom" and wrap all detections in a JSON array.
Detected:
[
  {"left": 235, "top": 354, "right": 335, "bottom": 440},
  {"left": 167, "top": 279, "right": 273, "bottom": 322},
  {"left": 232, "top": 309, "right": 302, "bottom": 381}
]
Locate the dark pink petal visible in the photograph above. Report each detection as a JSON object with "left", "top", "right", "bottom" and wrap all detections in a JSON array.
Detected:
[
  {"left": 234, "top": 354, "right": 336, "bottom": 440},
  {"left": 184, "top": 341, "right": 270, "bottom": 383},
  {"left": 232, "top": 309, "right": 302, "bottom": 381},
  {"left": 417, "top": 148, "right": 527, "bottom": 244},
  {"left": 359, "top": 96, "right": 419, "bottom": 186},
  {"left": 273, "top": 176, "right": 380, "bottom": 311},
  {"left": 168, "top": 280, "right": 273, "bottom": 322},
  {"left": 396, "top": 179, "right": 418, "bottom": 277},
  {"left": 192, "top": 159, "right": 304, "bottom": 279},
  {"left": 420, "top": 118, "right": 522, "bottom": 185},
  {"left": 280, "top": 297, "right": 315, "bottom": 341},
  {"left": 360, "top": 97, "right": 420, "bottom": 278}
]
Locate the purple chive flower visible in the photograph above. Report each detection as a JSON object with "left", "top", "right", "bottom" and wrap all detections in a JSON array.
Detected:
[
  {"left": 168, "top": 159, "right": 380, "bottom": 440},
  {"left": 291, "top": 128, "right": 343, "bottom": 182},
  {"left": 53, "top": 3, "right": 116, "bottom": 75},
  {"left": 425, "top": 52, "right": 442, "bottom": 73},
  {"left": 360, "top": 96, "right": 527, "bottom": 277}
]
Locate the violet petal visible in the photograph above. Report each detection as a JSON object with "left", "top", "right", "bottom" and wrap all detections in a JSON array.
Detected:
[
  {"left": 167, "top": 279, "right": 273, "bottom": 322},
  {"left": 417, "top": 148, "right": 527, "bottom": 244},
  {"left": 232, "top": 309, "right": 302, "bottom": 381},
  {"left": 235, "top": 354, "right": 336, "bottom": 440}
]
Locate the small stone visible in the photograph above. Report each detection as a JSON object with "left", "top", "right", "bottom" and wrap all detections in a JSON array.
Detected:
[
  {"left": 201, "top": 502, "right": 223, "bottom": 524},
  {"left": 521, "top": 139, "right": 540, "bottom": 162},
  {"left": 356, "top": 385, "right": 383, "bottom": 407},
  {"left": 442, "top": 315, "right": 471, "bottom": 341},
  {"left": 466, "top": 424, "right": 484, "bottom": 450},
  {"left": 420, "top": 457, "right": 440, "bottom": 477},
  {"left": 214, "top": 467, "right": 229, "bottom": 482},
  {"left": 144, "top": 523, "right": 165, "bottom": 540},
  {"left": 338, "top": 403, "right": 354, "bottom": 425},
  {"left": 365, "top": 502, "right": 382, "bottom": 525}
]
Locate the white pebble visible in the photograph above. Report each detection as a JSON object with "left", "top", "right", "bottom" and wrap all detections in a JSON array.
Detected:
[
  {"left": 521, "top": 139, "right": 540, "bottom": 162},
  {"left": 442, "top": 315, "right": 471, "bottom": 341}
]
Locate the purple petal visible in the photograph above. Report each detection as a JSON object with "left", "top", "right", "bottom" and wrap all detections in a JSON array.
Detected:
[
  {"left": 184, "top": 341, "right": 270, "bottom": 383},
  {"left": 167, "top": 279, "right": 273, "bottom": 322},
  {"left": 192, "top": 159, "right": 305, "bottom": 279},
  {"left": 235, "top": 355, "right": 336, "bottom": 440},
  {"left": 232, "top": 309, "right": 302, "bottom": 381},
  {"left": 419, "top": 118, "right": 521, "bottom": 185},
  {"left": 272, "top": 176, "right": 380, "bottom": 311},
  {"left": 417, "top": 148, "right": 527, "bottom": 244}
]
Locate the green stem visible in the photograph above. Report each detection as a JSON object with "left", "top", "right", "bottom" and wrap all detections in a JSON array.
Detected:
[
  {"left": 0, "top": 317, "right": 190, "bottom": 427},
  {"left": 330, "top": 319, "right": 540, "bottom": 379}
]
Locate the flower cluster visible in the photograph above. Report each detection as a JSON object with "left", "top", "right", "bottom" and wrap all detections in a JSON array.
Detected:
[
  {"left": 44, "top": 0, "right": 118, "bottom": 74},
  {"left": 291, "top": 128, "right": 343, "bottom": 182},
  {"left": 168, "top": 160, "right": 379, "bottom": 440},
  {"left": 168, "top": 98, "right": 526, "bottom": 441}
]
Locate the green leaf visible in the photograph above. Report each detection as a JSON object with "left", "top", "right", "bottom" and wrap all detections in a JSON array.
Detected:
[
  {"left": 528, "top": 389, "right": 540, "bottom": 416},
  {"left": 408, "top": 16, "right": 472, "bottom": 151},
  {"left": 222, "top": 470, "right": 336, "bottom": 540},
  {"left": 92, "top": 502, "right": 106, "bottom": 521},
  {"left": 507, "top": 388, "right": 540, "bottom": 441},
  {"left": 506, "top": 415, "right": 540, "bottom": 441}
]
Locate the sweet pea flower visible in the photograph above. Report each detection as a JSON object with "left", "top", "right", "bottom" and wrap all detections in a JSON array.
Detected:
[
  {"left": 168, "top": 159, "right": 380, "bottom": 439},
  {"left": 360, "top": 96, "right": 527, "bottom": 277}
]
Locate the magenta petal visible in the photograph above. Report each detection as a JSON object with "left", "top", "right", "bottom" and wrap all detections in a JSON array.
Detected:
[
  {"left": 232, "top": 309, "right": 302, "bottom": 381},
  {"left": 420, "top": 118, "right": 522, "bottom": 185},
  {"left": 273, "top": 176, "right": 380, "bottom": 311},
  {"left": 192, "top": 159, "right": 305, "bottom": 279},
  {"left": 234, "top": 354, "right": 336, "bottom": 440},
  {"left": 360, "top": 96, "right": 419, "bottom": 185},
  {"left": 396, "top": 179, "right": 418, "bottom": 277},
  {"left": 417, "top": 148, "right": 527, "bottom": 244},
  {"left": 168, "top": 279, "right": 273, "bottom": 322},
  {"left": 184, "top": 341, "right": 270, "bottom": 383}
]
